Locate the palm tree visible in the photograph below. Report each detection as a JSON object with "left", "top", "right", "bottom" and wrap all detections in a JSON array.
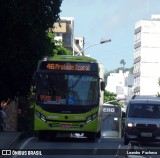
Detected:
[
  {"left": 120, "top": 59, "right": 126, "bottom": 72},
  {"left": 120, "top": 59, "right": 126, "bottom": 67}
]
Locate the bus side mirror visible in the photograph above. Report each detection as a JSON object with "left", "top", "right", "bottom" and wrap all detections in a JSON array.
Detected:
[{"left": 101, "top": 81, "right": 106, "bottom": 91}]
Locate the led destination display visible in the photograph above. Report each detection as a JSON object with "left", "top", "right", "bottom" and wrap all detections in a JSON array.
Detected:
[{"left": 39, "top": 62, "right": 98, "bottom": 72}]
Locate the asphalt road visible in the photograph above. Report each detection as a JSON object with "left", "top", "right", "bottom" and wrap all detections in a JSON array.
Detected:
[{"left": 10, "top": 136, "right": 160, "bottom": 158}]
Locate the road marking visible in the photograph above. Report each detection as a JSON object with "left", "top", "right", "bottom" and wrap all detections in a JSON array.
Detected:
[
  {"left": 93, "top": 148, "right": 98, "bottom": 154},
  {"left": 19, "top": 137, "right": 34, "bottom": 150},
  {"left": 12, "top": 137, "right": 34, "bottom": 158},
  {"left": 97, "top": 138, "right": 102, "bottom": 143}
]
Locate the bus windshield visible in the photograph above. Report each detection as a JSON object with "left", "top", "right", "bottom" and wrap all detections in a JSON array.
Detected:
[{"left": 35, "top": 73, "right": 99, "bottom": 106}]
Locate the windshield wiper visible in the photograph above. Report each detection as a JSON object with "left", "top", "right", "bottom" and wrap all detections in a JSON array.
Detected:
[{"left": 68, "top": 75, "right": 82, "bottom": 89}]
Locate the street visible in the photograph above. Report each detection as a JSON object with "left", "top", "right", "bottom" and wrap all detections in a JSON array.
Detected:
[{"left": 11, "top": 135, "right": 160, "bottom": 158}]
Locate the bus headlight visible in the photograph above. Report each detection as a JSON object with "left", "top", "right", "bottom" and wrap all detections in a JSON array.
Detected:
[
  {"left": 86, "top": 116, "right": 92, "bottom": 123},
  {"left": 41, "top": 114, "right": 46, "bottom": 122},
  {"left": 86, "top": 113, "right": 97, "bottom": 124},
  {"left": 36, "top": 111, "right": 46, "bottom": 122}
]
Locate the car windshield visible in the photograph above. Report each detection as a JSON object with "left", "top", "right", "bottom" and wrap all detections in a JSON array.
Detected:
[
  {"left": 35, "top": 73, "right": 99, "bottom": 106},
  {"left": 128, "top": 103, "right": 160, "bottom": 118}
]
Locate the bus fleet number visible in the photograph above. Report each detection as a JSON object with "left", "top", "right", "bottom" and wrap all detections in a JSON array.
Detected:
[{"left": 103, "top": 107, "right": 115, "bottom": 113}]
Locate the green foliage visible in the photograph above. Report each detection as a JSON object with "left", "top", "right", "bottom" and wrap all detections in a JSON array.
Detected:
[
  {"left": 104, "top": 90, "right": 116, "bottom": 102},
  {"left": 0, "top": 1, "right": 65, "bottom": 131},
  {"left": 17, "top": 96, "right": 34, "bottom": 131},
  {"left": 53, "top": 46, "right": 73, "bottom": 55},
  {"left": 47, "top": 31, "right": 73, "bottom": 55},
  {"left": 0, "top": 0, "right": 63, "bottom": 101},
  {"left": 104, "top": 90, "right": 123, "bottom": 106},
  {"left": 120, "top": 59, "right": 126, "bottom": 67}
]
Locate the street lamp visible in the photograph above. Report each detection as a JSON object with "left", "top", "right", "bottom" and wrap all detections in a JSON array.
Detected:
[{"left": 75, "top": 38, "right": 111, "bottom": 56}]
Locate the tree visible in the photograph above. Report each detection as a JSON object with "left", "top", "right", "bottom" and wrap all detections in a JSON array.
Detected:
[
  {"left": 104, "top": 90, "right": 117, "bottom": 104},
  {"left": 47, "top": 32, "right": 73, "bottom": 55},
  {"left": 0, "top": 0, "right": 63, "bottom": 101},
  {"left": 120, "top": 59, "right": 126, "bottom": 73},
  {"left": 120, "top": 59, "right": 126, "bottom": 68},
  {"left": 104, "top": 90, "right": 124, "bottom": 107}
]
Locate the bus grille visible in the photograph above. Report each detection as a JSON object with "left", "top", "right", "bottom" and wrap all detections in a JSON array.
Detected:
[{"left": 48, "top": 122, "right": 81, "bottom": 128}]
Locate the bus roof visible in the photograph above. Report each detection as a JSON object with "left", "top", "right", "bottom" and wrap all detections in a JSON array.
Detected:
[{"left": 48, "top": 55, "right": 97, "bottom": 63}]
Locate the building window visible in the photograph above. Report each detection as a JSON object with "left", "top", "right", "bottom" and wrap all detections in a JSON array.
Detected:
[
  {"left": 75, "top": 39, "right": 79, "bottom": 45},
  {"left": 56, "top": 33, "right": 60, "bottom": 36},
  {"left": 63, "top": 34, "right": 72, "bottom": 44},
  {"left": 135, "top": 31, "right": 141, "bottom": 42},
  {"left": 133, "top": 61, "right": 140, "bottom": 74},
  {"left": 134, "top": 76, "right": 140, "bottom": 85},
  {"left": 134, "top": 46, "right": 141, "bottom": 58}
]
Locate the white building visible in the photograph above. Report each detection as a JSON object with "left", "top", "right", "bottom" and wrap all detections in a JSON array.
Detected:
[
  {"left": 73, "top": 36, "right": 85, "bottom": 55},
  {"left": 133, "top": 15, "right": 160, "bottom": 95},
  {"left": 106, "top": 70, "right": 134, "bottom": 101}
]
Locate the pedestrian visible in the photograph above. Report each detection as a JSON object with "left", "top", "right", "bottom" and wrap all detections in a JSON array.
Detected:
[
  {"left": 0, "top": 104, "right": 3, "bottom": 131},
  {"left": 1, "top": 98, "right": 10, "bottom": 110},
  {"left": 0, "top": 99, "right": 10, "bottom": 131}
]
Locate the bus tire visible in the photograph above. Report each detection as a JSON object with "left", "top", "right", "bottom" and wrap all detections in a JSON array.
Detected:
[
  {"left": 96, "top": 131, "right": 101, "bottom": 138},
  {"left": 86, "top": 132, "right": 96, "bottom": 141},
  {"left": 39, "top": 131, "right": 45, "bottom": 140}
]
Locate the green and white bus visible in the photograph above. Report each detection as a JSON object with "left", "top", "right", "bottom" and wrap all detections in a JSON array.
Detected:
[{"left": 33, "top": 55, "right": 105, "bottom": 140}]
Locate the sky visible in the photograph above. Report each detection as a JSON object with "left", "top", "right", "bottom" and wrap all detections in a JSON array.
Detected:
[{"left": 60, "top": 0, "right": 160, "bottom": 71}]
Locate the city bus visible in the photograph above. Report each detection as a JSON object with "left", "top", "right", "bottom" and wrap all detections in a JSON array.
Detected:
[{"left": 33, "top": 55, "right": 105, "bottom": 141}]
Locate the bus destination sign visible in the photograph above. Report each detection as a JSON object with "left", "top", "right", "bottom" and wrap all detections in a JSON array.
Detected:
[
  {"left": 47, "top": 63, "right": 90, "bottom": 71},
  {"left": 40, "top": 62, "right": 94, "bottom": 71}
]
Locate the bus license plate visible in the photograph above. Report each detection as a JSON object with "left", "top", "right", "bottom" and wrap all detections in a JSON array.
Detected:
[
  {"left": 141, "top": 132, "right": 152, "bottom": 137},
  {"left": 61, "top": 124, "right": 71, "bottom": 128}
]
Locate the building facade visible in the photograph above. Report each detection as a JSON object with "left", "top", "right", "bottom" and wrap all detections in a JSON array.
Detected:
[
  {"left": 73, "top": 36, "right": 85, "bottom": 55},
  {"left": 52, "top": 17, "right": 84, "bottom": 56},
  {"left": 52, "top": 17, "right": 74, "bottom": 54},
  {"left": 133, "top": 15, "right": 160, "bottom": 95},
  {"left": 106, "top": 70, "right": 134, "bottom": 102}
]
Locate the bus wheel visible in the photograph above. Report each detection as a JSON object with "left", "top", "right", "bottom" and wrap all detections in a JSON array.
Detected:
[
  {"left": 96, "top": 131, "right": 101, "bottom": 138},
  {"left": 86, "top": 132, "right": 96, "bottom": 141},
  {"left": 39, "top": 131, "right": 45, "bottom": 140}
]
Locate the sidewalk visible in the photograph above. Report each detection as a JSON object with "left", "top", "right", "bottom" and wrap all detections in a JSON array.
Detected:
[{"left": 0, "top": 132, "right": 32, "bottom": 149}]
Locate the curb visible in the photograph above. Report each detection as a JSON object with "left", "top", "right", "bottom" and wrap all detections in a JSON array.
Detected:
[{"left": 0, "top": 132, "right": 33, "bottom": 158}]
